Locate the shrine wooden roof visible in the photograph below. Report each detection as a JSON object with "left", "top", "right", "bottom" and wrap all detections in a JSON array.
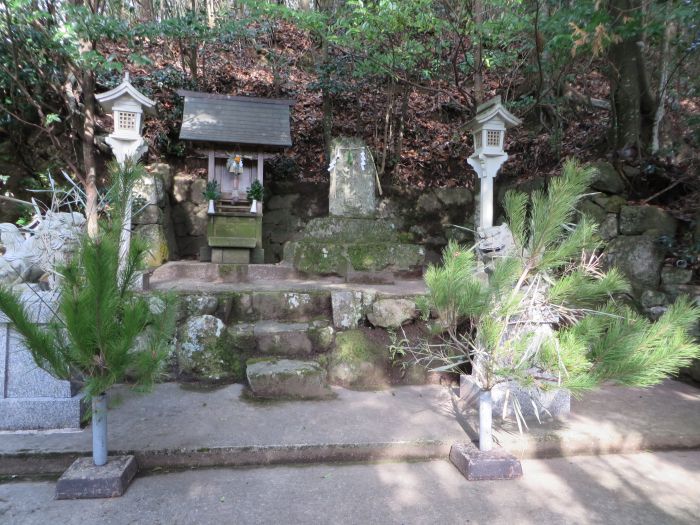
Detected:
[{"left": 177, "top": 90, "right": 293, "bottom": 148}]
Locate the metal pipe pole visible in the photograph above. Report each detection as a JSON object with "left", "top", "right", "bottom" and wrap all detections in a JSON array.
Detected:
[
  {"left": 92, "top": 393, "right": 108, "bottom": 466},
  {"left": 479, "top": 389, "right": 493, "bottom": 451}
]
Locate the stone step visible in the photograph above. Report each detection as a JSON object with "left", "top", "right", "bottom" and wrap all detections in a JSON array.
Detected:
[
  {"left": 176, "top": 290, "right": 333, "bottom": 324},
  {"left": 230, "top": 320, "right": 334, "bottom": 358},
  {"left": 246, "top": 359, "right": 333, "bottom": 399},
  {"left": 151, "top": 261, "right": 302, "bottom": 284}
]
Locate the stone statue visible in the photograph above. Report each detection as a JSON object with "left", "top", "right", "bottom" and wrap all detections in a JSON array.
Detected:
[{"left": 0, "top": 211, "right": 86, "bottom": 288}]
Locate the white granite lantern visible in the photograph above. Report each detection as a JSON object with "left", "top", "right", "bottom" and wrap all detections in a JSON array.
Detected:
[
  {"left": 96, "top": 73, "right": 156, "bottom": 283},
  {"left": 96, "top": 72, "right": 156, "bottom": 164},
  {"left": 466, "top": 96, "right": 521, "bottom": 230}
]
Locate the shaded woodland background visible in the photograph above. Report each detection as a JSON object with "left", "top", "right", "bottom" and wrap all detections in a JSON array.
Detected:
[{"left": 0, "top": 0, "right": 698, "bottom": 222}]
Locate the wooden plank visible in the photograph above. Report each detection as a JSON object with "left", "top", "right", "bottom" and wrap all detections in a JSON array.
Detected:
[
  {"left": 207, "top": 151, "right": 215, "bottom": 183},
  {"left": 257, "top": 153, "right": 264, "bottom": 185},
  {"left": 194, "top": 149, "right": 277, "bottom": 160},
  {"left": 176, "top": 89, "right": 295, "bottom": 105}
]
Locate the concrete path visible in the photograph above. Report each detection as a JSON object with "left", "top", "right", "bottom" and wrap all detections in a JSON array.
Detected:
[
  {"left": 2, "top": 450, "right": 699, "bottom": 524},
  {"left": 2, "top": 379, "right": 700, "bottom": 477},
  {"left": 1, "top": 384, "right": 464, "bottom": 475}
]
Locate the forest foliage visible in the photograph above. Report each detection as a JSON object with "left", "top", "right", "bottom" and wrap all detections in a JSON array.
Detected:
[{"left": 0, "top": 0, "right": 698, "bottom": 204}]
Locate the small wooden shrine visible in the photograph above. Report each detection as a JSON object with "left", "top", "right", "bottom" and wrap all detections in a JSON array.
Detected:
[{"left": 177, "top": 90, "right": 293, "bottom": 263}]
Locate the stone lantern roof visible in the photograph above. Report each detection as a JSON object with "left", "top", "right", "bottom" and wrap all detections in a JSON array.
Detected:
[
  {"left": 95, "top": 72, "right": 156, "bottom": 114},
  {"left": 466, "top": 95, "right": 521, "bottom": 131}
]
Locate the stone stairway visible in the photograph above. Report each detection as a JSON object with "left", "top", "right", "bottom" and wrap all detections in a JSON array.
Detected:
[{"left": 149, "top": 262, "right": 428, "bottom": 398}]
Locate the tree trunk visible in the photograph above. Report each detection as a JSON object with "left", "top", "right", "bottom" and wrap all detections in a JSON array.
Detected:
[
  {"left": 379, "top": 79, "right": 396, "bottom": 176},
  {"left": 81, "top": 52, "right": 99, "bottom": 238},
  {"left": 652, "top": 6, "right": 675, "bottom": 154},
  {"left": 394, "top": 85, "right": 410, "bottom": 164},
  {"left": 206, "top": 0, "right": 215, "bottom": 28},
  {"left": 317, "top": 37, "right": 332, "bottom": 162},
  {"left": 188, "top": 44, "right": 199, "bottom": 82},
  {"left": 473, "top": 0, "right": 484, "bottom": 104},
  {"left": 608, "top": 0, "right": 656, "bottom": 154}
]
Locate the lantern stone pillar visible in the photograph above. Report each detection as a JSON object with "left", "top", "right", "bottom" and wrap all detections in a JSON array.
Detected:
[{"left": 465, "top": 96, "right": 521, "bottom": 230}]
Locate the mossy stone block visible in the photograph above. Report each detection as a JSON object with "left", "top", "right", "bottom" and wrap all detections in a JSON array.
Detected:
[
  {"left": 303, "top": 217, "right": 399, "bottom": 243},
  {"left": 328, "top": 329, "right": 390, "bottom": 389},
  {"left": 293, "top": 242, "right": 349, "bottom": 275}
]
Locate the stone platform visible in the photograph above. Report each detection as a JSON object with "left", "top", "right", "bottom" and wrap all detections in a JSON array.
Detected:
[
  {"left": 149, "top": 261, "right": 427, "bottom": 295},
  {"left": 286, "top": 217, "right": 425, "bottom": 278},
  {"left": 149, "top": 262, "right": 429, "bottom": 386}
]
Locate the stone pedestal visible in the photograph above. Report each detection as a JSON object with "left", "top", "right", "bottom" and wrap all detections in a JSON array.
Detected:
[
  {"left": 288, "top": 217, "right": 424, "bottom": 277},
  {"left": 207, "top": 213, "right": 262, "bottom": 265},
  {"left": 0, "top": 291, "right": 85, "bottom": 430},
  {"left": 450, "top": 442, "right": 522, "bottom": 481},
  {"left": 211, "top": 248, "right": 250, "bottom": 264},
  {"left": 55, "top": 455, "right": 138, "bottom": 499},
  {"left": 288, "top": 138, "right": 424, "bottom": 280}
]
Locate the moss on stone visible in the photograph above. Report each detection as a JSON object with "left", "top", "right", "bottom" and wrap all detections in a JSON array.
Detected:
[
  {"left": 309, "top": 325, "right": 335, "bottom": 351},
  {"left": 293, "top": 240, "right": 424, "bottom": 275},
  {"left": 392, "top": 244, "right": 425, "bottom": 269},
  {"left": 246, "top": 356, "right": 279, "bottom": 366},
  {"left": 294, "top": 242, "right": 349, "bottom": 275},
  {"left": 316, "top": 354, "right": 329, "bottom": 369},
  {"left": 208, "top": 330, "right": 248, "bottom": 381},
  {"left": 347, "top": 243, "right": 390, "bottom": 271},
  {"left": 396, "top": 231, "right": 415, "bottom": 243},
  {"left": 303, "top": 217, "right": 399, "bottom": 243},
  {"left": 334, "top": 329, "right": 386, "bottom": 364},
  {"left": 218, "top": 264, "right": 236, "bottom": 275}
]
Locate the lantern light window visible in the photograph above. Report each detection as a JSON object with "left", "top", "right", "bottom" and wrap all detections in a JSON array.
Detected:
[
  {"left": 487, "top": 130, "right": 501, "bottom": 147},
  {"left": 116, "top": 111, "right": 137, "bottom": 131}
]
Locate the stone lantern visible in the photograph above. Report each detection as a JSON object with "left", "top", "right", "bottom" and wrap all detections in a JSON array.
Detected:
[
  {"left": 96, "top": 72, "right": 156, "bottom": 164},
  {"left": 96, "top": 73, "right": 156, "bottom": 282},
  {"left": 466, "top": 96, "right": 521, "bottom": 230}
]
